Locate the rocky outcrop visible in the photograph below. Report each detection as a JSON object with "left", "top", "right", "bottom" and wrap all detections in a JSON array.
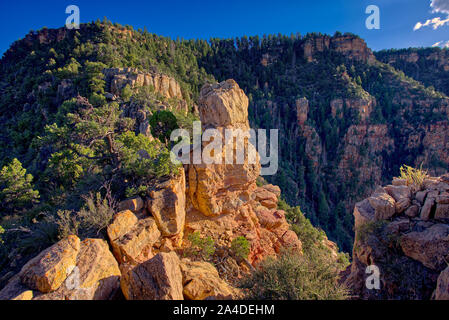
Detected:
[
  {"left": 302, "top": 34, "right": 375, "bottom": 64},
  {"left": 20, "top": 235, "right": 81, "bottom": 293},
  {"left": 345, "top": 174, "right": 449, "bottom": 300},
  {"left": 187, "top": 79, "right": 302, "bottom": 265},
  {"left": 120, "top": 252, "right": 183, "bottom": 300},
  {"left": 197, "top": 79, "right": 250, "bottom": 130},
  {"left": 400, "top": 224, "right": 449, "bottom": 271},
  {"left": 435, "top": 266, "right": 449, "bottom": 300},
  {"left": 296, "top": 98, "right": 309, "bottom": 126},
  {"left": 0, "top": 79, "right": 301, "bottom": 301},
  {"left": 337, "top": 97, "right": 375, "bottom": 122},
  {"left": 338, "top": 124, "right": 394, "bottom": 210},
  {"left": 108, "top": 212, "right": 161, "bottom": 265},
  {"left": 180, "top": 258, "right": 241, "bottom": 300},
  {"left": 103, "top": 68, "right": 183, "bottom": 99},
  {"left": 147, "top": 169, "right": 186, "bottom": 236},
  {"left": 376, "top": 48, "right": 449, "bottom": 95},
  {"left": 188, "top": 80, "right": 259, "bottom": 216},
  {"left": 0, "top": 237, "right": 121, "bottom": 300}
]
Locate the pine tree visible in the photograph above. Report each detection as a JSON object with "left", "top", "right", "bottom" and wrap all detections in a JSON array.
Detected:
[{"left": 0, "top": 158, "right": 39, "bottom": 212}]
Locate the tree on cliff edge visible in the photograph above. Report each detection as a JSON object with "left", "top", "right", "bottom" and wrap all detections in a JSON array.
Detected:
[{"left": 0, "top": 158, "right": 39, "bottom": 214}]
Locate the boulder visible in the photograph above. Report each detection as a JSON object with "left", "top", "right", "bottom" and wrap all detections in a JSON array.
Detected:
[
  {"left": 254, "top": 187, "right": 278, "bottom": 204},
  {"left": 118, "top": 197, "right": 143, "bottom": 213},
  {"left": 385, "top": 184, "right": 411, "bottom": 213},
  {"left": 110, "top": 217, "right": 161, "bottom": 265},
  {"left": 353, "top": 199, "right": 375, "bottom": 230},
  {"left": 392, "top": 178, "right": 407, "bottom": 186},
  {"left": 255, "top": 207, "right": 285, "bottom": 230},
  {"left": 435, "top": 266, "right": 449, "bottom": 300},
  {"left": 435, "top": 204, "right": 449, "bottom": 220},
  {"left": 121, "top": 252, "right": 183, "bottom": 300},
  {"left": 107, "top": 210, "right": 139, "bottom": 242},
  {"left": 13, "top": 290, "right": 34, "bottom": 300},
  {"left": 437, "top": 192, "right": 449, "bottom": 204},
  {"left": 0, "top": 275, "right": 33, "bottom": 300},
  {"left": 420, "top": 197, "right": 436, "bottom": 221},
  {"left": 260, "top": 199, "right": 277, "bottom": 209},
  {"left": 368, "top": 187, "right": 396, "bottom": 220},
  {"left": 180, "top": 258, "right": 240, "bottom": 300},
  {"left": 147, "top": 169, "right": 186, "bottom": 236},
  {"left": 34, "top": 239, "right": 121, "bottom": 300},
  {"left": 280, "top": 230, "right": 303, "bottom": 253},
  {"left": 385, "top": 185, "right": 411, "bottom": 201},
  {"left": 386, "top": 218, "right": 410, "bottom": 234},
  {"left": 415, "top": 190, "right": 428, "bottom": 204},
  {"left": 20, "top": 235, "right": 80, "bottom": 293},
  {"left": 405, "top": 205, "right": 420, "bottom": 218},
  {"left": 400, "top": 224, "right": 449, "bottom": 271},
  {"left": 197, "top": 79, "right": 249, "bottom": 129},
  {"left": 262, "top": 184, "right": 281, "bottom": 198},
  {"left": 1, "top": 238, "right": 121, "bottom": 300}
]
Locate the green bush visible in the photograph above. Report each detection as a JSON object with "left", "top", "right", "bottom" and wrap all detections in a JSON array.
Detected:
[
  {"left": 78, "top": 192, "right": 116, "bottom": 237},
  {"left": 54, "top": 209, "right": 80, "bottom": 240},
  {"left": 0, "top": 225, "right": 4, "bottom": 244},
  {"left": 149, "top": 110, "right": 179, "bottom": 144},
  {"left": 125, "top": 185, "right": 149, "bottom": 198},
  {"left": 240, "top": 248, "right": 349, "bottom": 300},
  {"left": 117, "top": 131, "right": 180, "bottom": 180},
  {"left": 356, "top": 220, "right": 388, "bottom": 244},
  {"left": 230, "top": 236, "right": 250, "bottom": 260},
  {"left": 278, "top": 199, "right": 325, "bottom": 253},
  {"left": 54, "top": 192, "right": 115, "bottom": 239},
  {"left": 187, "top": 231, "right": 216, "bottom": 260},
  {"left": 121, "top": 84, "right": 132, "bottom": 102},
  {"left": 0, "top": 158, "right": 40, "bottom": 213}
]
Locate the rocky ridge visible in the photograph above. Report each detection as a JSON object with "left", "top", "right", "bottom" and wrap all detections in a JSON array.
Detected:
[
  {"left": 0, "top": 79, "right": 304, "bottom": 300},
  {"left": 345, "top": 174, "right": 449, "bottom": 299},
  {"left": 302, "top": 34, "right": 375, "bottom": 64}
]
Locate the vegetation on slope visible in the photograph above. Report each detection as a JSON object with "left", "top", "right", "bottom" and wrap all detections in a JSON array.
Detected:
[{"left": 0, "top": 20, "right": 447, "bottom": 279}]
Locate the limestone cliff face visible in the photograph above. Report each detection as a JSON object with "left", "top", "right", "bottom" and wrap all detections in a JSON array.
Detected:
[
  {"left": 103, "top": 67, "right": 183, "bottom": 100},
  {"left": 338, "top": 124, "right": 394, "bottom": 199},
  {"left": 379, "top": 49, "right": 449, "bottom": 72},
  {"left": 376, "top": 48, "right": 449, "bottom": 96},
  {"left": 344, "top": 174, "right": 449, "bottom": 300},
  {"left": 302, "top": 34, "right": 375, "bottom": 64}
]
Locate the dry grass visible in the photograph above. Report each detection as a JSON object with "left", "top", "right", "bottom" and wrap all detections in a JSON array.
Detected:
[{"left": 397, "top": 164, "right": 429, "bottom": 190}]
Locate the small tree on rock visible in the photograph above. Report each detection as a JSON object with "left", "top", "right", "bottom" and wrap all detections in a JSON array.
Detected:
[{"left": 0, "top": 158, "right": 39, "bottom": 213}]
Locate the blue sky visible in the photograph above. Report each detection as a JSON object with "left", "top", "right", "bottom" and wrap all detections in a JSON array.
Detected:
[{"left": 1, "top": 0, "right": 449, "bottom": 55}]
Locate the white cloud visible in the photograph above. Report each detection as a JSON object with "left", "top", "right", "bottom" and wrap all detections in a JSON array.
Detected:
[
  {"left": 432, "top": 40, "right": 449, "bottom": 47},
  {"left": 414, "top": 16, "right": 449, "bottom": 30},
  {"left": 431, "top": 0, "right": 449, "bottom": 14},
  {"left": 414, "top": 0, "right": 449, "bottom": 30}
]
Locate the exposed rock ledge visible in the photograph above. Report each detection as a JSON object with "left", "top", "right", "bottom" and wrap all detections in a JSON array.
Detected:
[
  {"left": 103, "top": 67, "right": 183, "bottom": 99},
  {"left": 344, "top": 174, "right": 449, "bottom": 300}
]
